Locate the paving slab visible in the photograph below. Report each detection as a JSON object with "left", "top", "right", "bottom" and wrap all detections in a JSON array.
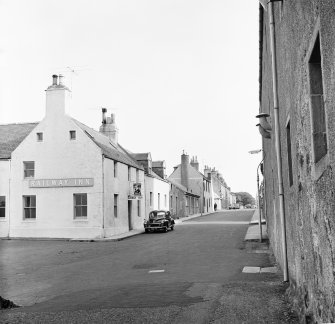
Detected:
[
  {"left": 242, "top": 266, "right": 261, "bottom": 273},
  {"left": 260, "top": 267, "right": 278, "bottom": 273}
]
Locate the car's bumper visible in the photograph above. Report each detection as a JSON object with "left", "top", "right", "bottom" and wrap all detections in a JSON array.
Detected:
[{"left": 144, "top": 224, "right": 166, "bottom": 230}]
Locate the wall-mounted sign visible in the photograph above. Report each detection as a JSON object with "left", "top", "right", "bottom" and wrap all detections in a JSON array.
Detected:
[
  {"left": 128, "top": 182, "right": 142, "bottom": 199},
  {"left": 29, "top": 178, "right": 94, "bottom": 188}
]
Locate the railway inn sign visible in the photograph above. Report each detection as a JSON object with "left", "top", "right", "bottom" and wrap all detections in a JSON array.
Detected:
[{"left": 29, "top": 178, "right": 94, "bottom": 188}]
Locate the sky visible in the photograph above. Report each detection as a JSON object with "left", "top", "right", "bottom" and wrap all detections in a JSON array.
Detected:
[{"left": 0, "top": 0, "right": 262, "bottom": 196}]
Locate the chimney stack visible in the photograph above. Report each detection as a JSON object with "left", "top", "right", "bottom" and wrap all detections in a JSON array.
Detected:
[
  {"left": 190, "top": 156, "right": 199, "bottom": 171},
  {"left": 45, "top": 74, "right": 71, "bottom": 119},
  {"left": 181, "top": 151, "right": 189, "bottom": 189},
  {"left": 99, "top": 110, "right": 119, "bottom": 143}
]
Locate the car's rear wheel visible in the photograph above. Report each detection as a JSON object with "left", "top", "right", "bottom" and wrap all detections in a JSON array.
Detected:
[{"left": 170, "top": 226, "right": 174, "bottom": 231}]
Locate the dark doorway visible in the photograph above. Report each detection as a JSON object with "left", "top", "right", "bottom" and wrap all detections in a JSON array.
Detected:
[{"left": 128, "top": 200, "right": 132, "bottom": 230}]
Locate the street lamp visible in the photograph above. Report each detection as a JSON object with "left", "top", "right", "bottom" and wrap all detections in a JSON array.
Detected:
[{"left": 249, "top": 149, "right": 264, "bottom": 242}]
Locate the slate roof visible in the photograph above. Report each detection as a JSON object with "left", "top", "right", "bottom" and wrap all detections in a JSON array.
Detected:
[
  {"left": 131, "top": 153, "right": 151, "bottom": 161},
  {"left": 168, "top": 178, "right": 200, "bottom": 198},
  {"left": 0, "top": 122, "right": 39, "bottom": 159},
  {"left": 72, "top": 119, "right": 143, "bottom": 170},
  {"left": 147, "top": 170, "right": 168, "bottom": 182},
  {"left": 152, "top": 160, "right": 165, "bottom": 167}
]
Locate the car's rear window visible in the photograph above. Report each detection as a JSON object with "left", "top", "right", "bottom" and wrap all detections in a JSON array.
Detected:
[{"left": 149, "top": 211, "right": 166, "bottom": 219}]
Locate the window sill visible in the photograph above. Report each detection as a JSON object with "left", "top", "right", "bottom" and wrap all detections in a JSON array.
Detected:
[
  {"left": 73, "top": 218, "right": 88, "bottom": 222},
  {"left": 312, "top": 154, "right": 329, "bottom": 181},
  {"left": 0, "top": 218, "right": 7, "bottom": 222},
  {"left": 22, "top": 219, "right": 36, "bottom": 222}
]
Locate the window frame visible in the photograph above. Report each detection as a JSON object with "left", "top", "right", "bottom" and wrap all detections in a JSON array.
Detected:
[
  {"left": 114, "top": 194, "right": 118, "bottom": 218},
  {"left": 23, "top": 195, "right": 36, "bottom": 220},
  {"left": 73, "top": 193, "right": 87, "bottom": 219},
  {"left": 69, "top": 130, "right": 76, "bottom": 140},
  {"left": 0, "top": 196, "right": 6, "bottom": 218},
  {"left": 137, "top": 199, "right": 141, "bottom": 217},
  {"left": 286, "top": 118, "right": 294, "bottom": 187},
  {"left": 306, "top": 21, "right": 329, "bottom": 180},
  {"left": 128, "top": 166, "right": 131, "bottom": 181},
  {"left": 36, "top": 132, "right": 43, "bottom": 142},
  {"left": 114, "top": 161, "right": 118, "bottom": 178},
  {"left": 23, "top": 161, "right": 35, "bottom": 179}
]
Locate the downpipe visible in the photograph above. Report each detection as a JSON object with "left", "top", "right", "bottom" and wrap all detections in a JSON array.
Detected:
[{"left": 268, "top": 0, "right": 289, "bottom": 282}]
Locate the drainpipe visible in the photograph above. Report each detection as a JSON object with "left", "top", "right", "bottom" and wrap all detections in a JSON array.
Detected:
[
  {"left": 267, "top": 0, "right": 288, "bottom": 282},
  {"left": 8, "top": 159, "right": 11, "bottom": 238},
  {"left": 102, "top": 155, "right": 105, "bottom": 238}
]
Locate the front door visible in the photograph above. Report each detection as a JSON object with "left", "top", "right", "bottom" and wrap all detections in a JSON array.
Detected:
[{"left": 128, "top": 200, "right": 132, "bottom": 230}]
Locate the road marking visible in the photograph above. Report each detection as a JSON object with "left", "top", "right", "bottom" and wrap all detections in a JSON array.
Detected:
[{"left": 148, "top": 270, "right": 165, "bottom": 273}]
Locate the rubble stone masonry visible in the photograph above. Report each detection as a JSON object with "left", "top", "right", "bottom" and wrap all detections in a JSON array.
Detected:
[{"left": 260, "top": 1, "right": 335, "bottom": 322}]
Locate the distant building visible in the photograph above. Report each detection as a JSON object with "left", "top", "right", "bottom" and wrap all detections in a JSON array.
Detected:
[
  {"left": 168, "top": 178, "right": 200, "bottom": 218},
  {"left": 203, "top": 166, "right": 232, "bottom": 210},
  {"left": 259, "top": 1, "right": 335, "bottom": 322},
  {"left": 131, "top": 153, "right": 170, "bottom": 217},
  {"left": 0, "top": 75, "right": 145, "bottom": 239},
  {"left": 168, "top": 152, "right": 212, "bottom": 214}
]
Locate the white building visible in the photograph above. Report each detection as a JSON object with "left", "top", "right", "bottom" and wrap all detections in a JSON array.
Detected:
[
  {"left": 0, "top": 75, "right": 145, "bottom": 239},
  {"left": 131, "top": 154, "right": 170, "bottom": 217}
]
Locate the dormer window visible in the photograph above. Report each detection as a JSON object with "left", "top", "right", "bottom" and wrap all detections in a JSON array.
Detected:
[
  {"left": 37, "top": 132, "right": 43, "bottom": 141},
  {"left": 69, "top": 130, "right": 76, "bottom": 140}
]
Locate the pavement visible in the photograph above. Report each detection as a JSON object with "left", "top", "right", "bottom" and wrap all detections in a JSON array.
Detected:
[
  {"left": 0, "top": 209, "right": 297, "bottom": 323},
  {"left": 244, "top": 209, "right": 269, "bottom": 241}
]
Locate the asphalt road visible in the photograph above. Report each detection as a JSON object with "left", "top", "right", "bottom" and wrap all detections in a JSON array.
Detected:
[{"left": 0, "top": 210, "right": 297, "bottom": 323}]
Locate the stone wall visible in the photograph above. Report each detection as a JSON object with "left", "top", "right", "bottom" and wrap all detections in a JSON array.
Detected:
[{"left": 260, "top": 1, "right": 335, "bottom": 322}]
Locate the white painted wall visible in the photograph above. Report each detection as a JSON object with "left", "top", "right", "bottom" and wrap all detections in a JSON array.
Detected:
[
  {"left": 103, "top": 159, "right": 145, "bottom": 236},
  {"left": 144, "top": 175, "right": 170, "bottom": 219},
  {"left": 0, "top": 160, "right": 10, "bottom": 237},
  {"left": 9, "top": 113, "right": 104, "bottom": 239}
]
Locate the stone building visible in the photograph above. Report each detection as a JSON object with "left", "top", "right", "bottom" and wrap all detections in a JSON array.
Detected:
[
  {"left": 168, "top": 152, "right": 213, "bottom": 214},
  {"left": 168, "top": 179, "right": 200, "bottom": 219},
  {"left": 0, "top": 75, "right": 145, "bottom": 239},
  {"left": 259, "top": 1, "right": 335, "bottom": 322}
]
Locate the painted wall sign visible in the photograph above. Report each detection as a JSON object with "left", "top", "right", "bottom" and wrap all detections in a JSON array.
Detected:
[{"left": 29, "top": 178, "right": 94, "bottom": 188}]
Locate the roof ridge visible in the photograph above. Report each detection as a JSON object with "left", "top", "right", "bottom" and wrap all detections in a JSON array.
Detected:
[
  {"left": 71, "top": 118, "right": 144, "bottom": 170},
  {"left": 0, "top": 122, "right": 39, "bottom": 126}
]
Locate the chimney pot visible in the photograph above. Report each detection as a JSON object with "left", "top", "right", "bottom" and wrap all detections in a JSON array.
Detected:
[
  {"left": 52, "top": 75, "right": 58, "bottom": 85},
  {"left": 102, "top": 108, "right": 107, "bottom": 124},
  {"left": 59, "top": 74, "right": 64, "bottom": 86}
]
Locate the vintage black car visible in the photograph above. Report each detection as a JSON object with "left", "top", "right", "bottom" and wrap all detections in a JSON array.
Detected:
[{"left": 144, "top": 210, "right": 175, "bottom": 233}]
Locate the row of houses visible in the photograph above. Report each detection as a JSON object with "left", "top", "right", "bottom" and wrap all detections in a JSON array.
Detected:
[{"left": 0, "top": 75, "right": 234, "bottom": 239}]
